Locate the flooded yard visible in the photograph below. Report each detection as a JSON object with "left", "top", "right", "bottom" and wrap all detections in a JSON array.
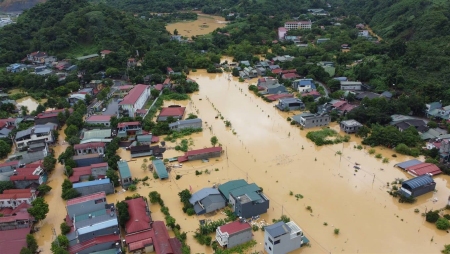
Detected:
[
  {"left": 16, "top": 96, "right": 47, "bottom": 112},
  {"left": 35, "top": 69, "right": 450, "bottom": 253},
  {"left": 166, "top": 13, "right": 228, "bottom": 37}
]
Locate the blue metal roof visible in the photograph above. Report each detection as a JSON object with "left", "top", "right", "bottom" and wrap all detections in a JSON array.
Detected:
[
  {"left": 117, "top": 161, "right": 131, "bottom": 179},
  {"left": 402, "top": 175, "right": 435, "bottom": 189},
  {"left": 395, "top": 159, "right": 422, "bottom": 169},
  {"left": 189, "top": 188, "right": 220, "bottom": 204},
  {"left": 73, "top": 178, "right": 110, "bottom": 188},
  {"left": 153, "top": 160, "right": 168, "bottom": 179},
  {"left": 77, "top": 218, "right": 118, "bottom": 235},
  {"left": 265, "top": 221, "right": 291, "bottom": 238}
]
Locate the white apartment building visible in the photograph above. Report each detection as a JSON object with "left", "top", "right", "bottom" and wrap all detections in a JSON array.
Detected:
[
  {"left": 284, "top": 20, "right": 312, "bottom": 30},
  {"left": 14, "top": 125, "right": 55, "bottom": 148},
  {"left": 0, "top": 189, "right": 36, "bottom": 209},
  {"left": 119, "top": 84, "right": 150, "bottom": 117}
]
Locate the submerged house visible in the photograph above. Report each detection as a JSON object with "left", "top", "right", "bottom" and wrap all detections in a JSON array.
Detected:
[
  {"left": 118, "top": 160, "right": 132, "bottom": 188},
  {"left": 292, "top": 113, "right": 330, "bottom": 128},
  {"left": 399, "top": 174, "right": 436, "bottom": 198},
  {"left": 152, "top": 160, "right": 168, "bottom": 180},
  {"left": 130, "top": 145, "right": 152, "bottom": 158},
  {"left": 189, "top": 188, "right": 226, "bottom": 215},
  {"left": 264, "top": 221, "right": 308, "bottom": 254},
  {"left": 276, "top": 98, "right": 305, "bottom": 111},
  {"left": 340, "top": 120, "right": 363, "bottom": 134},
  {"left": 178, "top": 147, "right": 222, "bottom": 162},
  {"left": 216, "top": 220, "right": 252, "bottom": 248},
  {"left": 72, "top": 178, "right": 114, "bottom": 196},
  {"left": 169, "top": 118, "right": 202, "bottom": 131}
]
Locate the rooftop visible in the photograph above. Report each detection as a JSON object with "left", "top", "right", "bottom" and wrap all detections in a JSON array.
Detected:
[
  {"left": 73, "top": 178, "right": 111, "bottom": 188},
  {"left": 68, "top": 234, "right": 119, "bottom": 254},
  {"left": 66, "top": 191, "right": 106, "bottom": 206},
  {"left": 126, "top": 230, "right": 154, "bottom": 252},
  {"left": 0, "top": 228, "right": 30, "bottom": 254},
  {"left": 405, "top": 163, "right": 442, "bottom": 176},
  {"left": 341, "top": 120, "right": 362, "bottom": 127},
  {"left": 86, "top": 115, "right": 112, "bottom": 122},
  {"left": 73, "top": 142, "right": 106, "bottom": 150},
  {"left": 402, "top": 174, "right": 435, "bottom": 189},
  {"left": 125, "top": 197, "right": 151, "bottom": 234},
  {"left": 186, "top": 146, "right": 222, "bottom": 156},
  {"left": 77, "top": 218, "right": 117, "bottom": 235},
  {"left": 189, "top": 187, "right": 220, "bottom": 204},
  {"left": 82, "top": 129, "right": 112, "bottom": 140},
  {"left": 265, "top": 221, "right": 290, "bottom": 237},
  {"left": 153, "top": 160, "right": 168, "bottom": 179},
  {"left": 118, "top": 121, "right": 141, "bottom": 128},
  {"left": 159, "top": 107, "right": 186, "bottom": 117},
  {"left": 119, "top": 84, "right": 149, "bottom": 105},
  {"left": 218, "top": 179, "right": 248, "bottom": 200},
  {"left": 118, "top": 160, "right": 131, "bottom": 179},
  {"left": 219, "top": 221, "right": 251, "bottom": 235}
]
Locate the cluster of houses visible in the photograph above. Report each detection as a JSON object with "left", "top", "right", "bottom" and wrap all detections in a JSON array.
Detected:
[{"left": 188, "top": 178, "right": 308, "bottom": 253}]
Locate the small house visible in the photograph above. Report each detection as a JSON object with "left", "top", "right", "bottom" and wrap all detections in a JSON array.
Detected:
[
  {"left": 276, "top": 98, "right": 305, "bottom": 111},
  {"left": 72, "top": 178, "right": 114, "bottom": 196},
  {"left": 178, "top": 147, "right": 222, "bottom": 163},
  {"left": 264, "top": 221, "right": 307, "bottom": 254},
  {"left": 404, "top": 163, "right": 442, "bottom": 177},
  {"left": 152, "top": 160, "right": 168, "bottom": 180},
  {"left": 0, "top": 189, "right": 36, "bottom": 209},
  {"left": 340, "top": 81, "right": 362, "bottom": 91},
  {"left": 189, "top": 188, "right": 226, "bottom": 215},
  {"left": 117, "top": 121, "right": 142, "bottom": 137},
  {"left": 157, "top": 107, "right": 186, "bottom": 122},
  {"left": 340, "top": 120, "right": 363, "bottom": 134},
  {"left": 130, "top": 145, "right": 153, "bottom": 158},
  {"left": 169, "top": 118, "right": 202, "bottom": 131},
  {"left": 216, "top": 221, "right": 252, "bottom": 248},
  {"left": 399, "top": 174, "right": 436, "bottom": 198},
  {"left": 85, "top": 115, "right": 112, "bottom": 126},
  {"left": 229, "top": 183, "right": 269, "bottom": 218},
  {"left": 118, "top": 160, "right": 132, "bottom": 188}
]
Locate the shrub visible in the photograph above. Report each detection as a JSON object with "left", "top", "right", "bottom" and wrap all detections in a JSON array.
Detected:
[
  {"left": 287, "top": 117, "right": 291, "bottom": 121},
  {"left": 368, "top": 148, "right": 376, "bottom": 154},
  {"left": 392, "top": 154, "right": 397, "bottom": 157},
  {"left": 356, "top": 145, "right": 363, "bottom": 150},
  {"left": 436, "top": 218, "right": 450, "bottom": 230},
  {"left": 128, "top": 184, "right": 137, "bottom": 191},
  {"left": 252, "top": 225, "right": 259, "bottom": 231},
  {"left": 426, "top": 210, "right": 440, "bottom": 223},
  {"left": 444, "top": 214, "right": 450, "bottom": 220},
  {"left": 186, "top": 208, "right": 195, "bottom": 216},
  {"left": 60, "top": 222, "right": 71, "bottom": 234},
  {"left": 289, "top": 191, "right": 293, "bottom": 196},
  {"left": 382, "top": 158, "right": 389, "bottom": 163},
  {"left": 334, "top": 228, "right": 340, "bottom": 235},
  {"left": 153, "top": 171, "right": 159, "bottom": 179},
  {"left": 323, "top": 222, "right": 328, "bottom": 226},
  {"left": 414, "top": 209, "right": 420, "bottom": 213},
  {"left": 375, "top": 153, "right": 382, "bottom": 159},
  {"left": 175, "top": 175, "right": 182, "bottom": 180}
]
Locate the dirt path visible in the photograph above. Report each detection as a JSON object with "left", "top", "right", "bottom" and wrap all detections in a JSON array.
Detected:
[{"left": 366, "top": 25, "right": 382, "bottom": 41}]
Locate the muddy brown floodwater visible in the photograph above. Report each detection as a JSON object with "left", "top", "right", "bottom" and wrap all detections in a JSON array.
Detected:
[
  {"left": 16, "top": 96, "right": 47, "bottom": 112},
  {"left": 36, "top": 69, "right": 450, "bottom": 253},
  {"left": 166, "top": 13, "right": 228, "bottom": 37}
]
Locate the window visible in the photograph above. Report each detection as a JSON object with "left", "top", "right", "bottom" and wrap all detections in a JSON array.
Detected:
[
  {"left": 269, "top": 247, "right": 272, "bottom": 251},
  {"left": 268, "top": 238, "right": 273, "bottom": 244},
  {"left": 274, "top": 240, "right": 280, "bottom": 245},
  {"left": 265, "top": 242, "right": 267, "bottom": 245}
]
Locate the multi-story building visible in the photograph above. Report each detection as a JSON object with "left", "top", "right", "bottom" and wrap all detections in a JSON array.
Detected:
[
  {"left": 119, "top": 84, "right": 150, "bottom": 117},
  {"left": 0, "top": 189, "right": 37, "bottom": 209},
  {"left": 284, "top": 20, "right": 312, "bottom": 30},
  {"left": 14, "top": 124, "right": 56, "bottom": 149},
  {"left": 216, "top": 220, "right": 252, "bottom": 248},
  {"left": 117, "top": 121, "right": 142, "bottom": 137},
  {"left": 292, "top": 113, "right": 330, "bottom": 128},
  {"left": 264, "top": 221, "right": 307, "bottom": 254}
]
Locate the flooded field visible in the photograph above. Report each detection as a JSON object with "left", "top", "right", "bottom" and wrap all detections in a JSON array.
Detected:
[
  {"left": 16, "top": 96, "right": 47, "bottom": 112},
  {"left": 166, "top": 13, "right": 228, "bottom": 37},
  {"left": 35, "top": 70, "right": 450, "bottom": 253}
]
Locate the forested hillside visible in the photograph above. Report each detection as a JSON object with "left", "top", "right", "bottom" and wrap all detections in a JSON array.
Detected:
[{"left": 0, "top": 0, "right": 169, "bottom": 64}]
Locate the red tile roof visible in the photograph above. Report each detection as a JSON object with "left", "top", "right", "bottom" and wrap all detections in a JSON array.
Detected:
[
  {"left": 127, "top": 231, "right": 154, "bottom": 252},
  {"left": 9, "top": 168, "right": 41, "bottom": 181},
  {"left": 185, "top": 147, "right": 222, "bottom": 156},
  {"left": 177, "top": 155, "right": 188, "bottom": 163},
  {"left": 167, "top": 67, "right": 173, "bottom": 72},
  {"left": 0, "top": 202, "right": 31, "bottom": 216},
  {"left": 151, "top": 136, "right": 160, "bottom": 143},
  {"left": 0, "top": 209, "right": 30, "bottom": 223},
  {"left": 405, "top": 163, "right": 442, "bottom": 176},
  {"left": 332, "top": 101, "right": 346, "bottom": 108},
  {"left": 100, "top": 50, "right": 112, "bottom": 54},
  {"left": 118, "top": 85, "right": 133, "bottom": 90},
  {"left": 69, "top": 166, "right": 92, "bottom": 183},
  {"left": 0, "top": 228, "right": 30, "bottom": 254},
  {"left": 168, "top": 238, "right": 182, "bottom": 254},
  {"left": 159, "top": 107, "right": 186, "bottom": 117},
  {"left": 155, "top": 84, "right": 164, "bottom": 91},
  {"left": 125, "top": 197, "right": 152, "bottom": 234},
  {"left": 300, "top": 91, "right": 321, "bottom": 97},
  {"left": 118, "top": 121, "right": 141, "bottom": 128},
  {"left": 219, "top": 221, "right": 251, "bottom": 235},
  {"left": 0, "top": 160, "right": 19, "bottom": 168},
  {"left": 74, "top": 142, "right": 106, "bottom": 150},
  {"left": 119, "top": 84, "right": 149, "bottom": 105},
  {"left": 68, "top": 234, "right": 120, "bottom": 254},
  {"left": 0, "top": 189, "right": 34, "bottom": 199},
  {"left": 163, "top": 78, "right": 171, "bottom": 85},
  {"left": 282, "top": 73, "right": 300, "bottom": 79},
  {"left": 86, "top": 115, "right": 112, "bottom": 122},
  {"left": 272, "top": 68, "right": 282, "bottom": 74},
  {"left": 36, "top": 108, "right": 72, "bottom": 119},
  {"left": 66, "top": 192, "right": 106, "bottom": 206},
  {"left": 265, "top": 94, "right": 294, "bottom": 101},
  {"left": 153, "top": 221, "right": 175, "bottom": 254},
  {"left": 281, "top": 69, "right": 296, "bottom": 74},
  {"left": 136, "top": 109, "right": 148, "bottom": 114}
]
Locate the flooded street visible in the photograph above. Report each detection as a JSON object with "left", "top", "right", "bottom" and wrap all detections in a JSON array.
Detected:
[
  {"left": 16, "top": 96, "right": 47, "bottom": 112},
  {"left": 166, "top": 13, "right": 227, "bottom": 36},
  {"left": 35, "top": 70, "right": 450, "bottom": 253}
]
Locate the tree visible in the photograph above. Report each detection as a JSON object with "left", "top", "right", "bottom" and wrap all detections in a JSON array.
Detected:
[
  {"left": 187, "top": 113, "right": 198, "bottom": 119},
  {"left": 43, "top": 155, "right": 57, "bottom": 172},
  {"left": 178, "top": 189, "right": 192, "bottom": 205},
  {"left": 57, "top": 112, "right": 66, "bottom": 125},
  {"left": 436, "top": 218, "right": 450, "bottom": 230},
  {"left": 232, "top": 68, "right": 240, "bottom": 77},
  {"left": 210, "top": 136, "right": 218, "bottom": 147},
  {"left": 28, "top": 197, "right": 49, "bottom": 222},
  {"left": 37, "top": 184, "right": 52, "bottom": 195},
  {"left": 64, "top": 125, "right": 78, "bottom": 138},
  {"left": 20, "top": 248, "right": 32, "bottom": 254},
  {"left": 173, "top": 29, "right": 179, "bottom": 35},
  {"left": 151, "top": 89, "right": 160, "bottom": 98},
  {"left": 0, "top": 140, "right": 12, "bottom": 158},
  {"left": 443, "top": 244, "right": 450, "bottom": 254},
  {"left": 0, "top": 181, "right": 14, "bottom": 194},
  {"left": 36, "top": 104, "right": 46, "bottom": 114},
  {"left": 427, "top": 121, "right": 438, "bottom": 128},
  {"left": 60, "top": 222, "right": 71, "bottom": 234},
  {"left": 106, "top": 169, "right": 119, "bottom": 186},
  {"left": 355, "top": 126, "right": 370, "bottom": 138},
  {"left": 426, "top": 210, "right": 440, "bottom": 223},
  {"left": 26, "top": 234, "right": 38, "bottom": 253},
  {"left": 66, "top": 81, "right": 80, "bottom": 92},
  {"left": 116, "top": 201, "right": 130, "bottom": 228}
]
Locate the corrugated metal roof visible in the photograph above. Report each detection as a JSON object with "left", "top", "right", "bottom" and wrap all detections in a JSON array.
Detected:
[
  {"left": 73, "top": 178, "right": 111, "bottom": 188},
  {"left": 218, "top": 221, "right": 251, "bottom": 235},
  {"left": 218, "top": 179, "right": 248, "bottom": 200},
  {"left": 83, "top": 129, "right": 112, "bottom": 140},
  {"left": 402, "top": 175, "right": 435, "bottom": 189},
  {"left": 395, "top": 159, "right": 423, "bottom": 169},
  {"left": 230, "top": 183, "right": 261, "bottom": 201},
  {"left": 201, "top": 195, "right": 225, "bottom": 208},
  {"left": 77, "top": 218, "right": 118, "bottom": 235},
  {"left": 189, "top": 188, "right": 220, "bottom": 204},
  {"left": 153, "top": 160, "right": 168, "bottom": 179},
  {"left": 168, "top": 118, "right": 202, "bottom": 128},
  {"left": 118, "top": 161, "right": 131, "bottom": 179},
  {"left": 265, "top": 221, "right": 291, "bottom": 237}
]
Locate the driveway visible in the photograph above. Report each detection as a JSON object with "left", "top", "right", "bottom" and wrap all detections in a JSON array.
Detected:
[
  {"left": 316, "top": 80, "right": 330, "bottom": 97},
  {"left": 103, "top": 98, "right": 120, "bottom": 116}
]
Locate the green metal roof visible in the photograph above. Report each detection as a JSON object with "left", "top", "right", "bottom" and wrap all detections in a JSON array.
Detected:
[
  {"left": 230, "top": 183, "right": 261, "bottom": 201},
  {"left": 153, "top": 159, "right": 168, "bottom": 179},
  {"left": 218, "top": 179, "right": 248, "bottom": 201},
  {"left": 117, "top": 161, "right": 131, "bottom": 179}
]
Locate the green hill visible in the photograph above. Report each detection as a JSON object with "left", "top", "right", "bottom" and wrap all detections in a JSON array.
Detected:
[{"left": 0, "top": 0, "right": 169, "bottom": 64}]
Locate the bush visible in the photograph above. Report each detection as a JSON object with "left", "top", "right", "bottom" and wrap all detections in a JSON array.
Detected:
[
  {"left": 186, "top": 208, "right": 195, "bottom": 216},
  {"left": 426, "top": 210, "right": 440, "bottom": 223},
  {"left": 436, "top": 218, "right": 450, "bottom": 230},
  {"left": 334, "top": 228, "right": 340, "bottom": 235},
  {"left": 375, "top": 153, "right": 382, "bottom": 159},
  {"left": 368, "top": 148, "right": 376, "bottom": 154},
  {"left": 60, "top": 222, "right": 71, "bottom": 234},
  {"left": 382, "top": 158, "right": 389, "bottom": 163},
  {"left": 444, "top": 214, "right": 450, "bottom": 220},
  {"left": 175, "top": 175, "right": 182, "bottom": 180},
  {"left": 252, "top": 225, "right": 259, "bottom": 231},
  {"left": 153, "top": 171, "right": 159, "bottom": 179},
  {"left": 128, "top": 184, "right": 137, "bottom": 191}
]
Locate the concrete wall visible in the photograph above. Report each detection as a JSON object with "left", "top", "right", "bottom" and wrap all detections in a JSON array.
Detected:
[
  {"left": 157, "top": 115, "right": 183, "bottom": 122},
  {"left": 412, "top": 183, "right": 436, "bottom": 197},
  {"left": 188, "top": 151, "right": 221, "bottom": 161},
  {"left": 264, "top": 229, "right": 302, "bottom": 254},
  {"left": 121, "top": 177, "right": 132, "bottom": 188},
  {"left": 74, "top": 182, "right": 115, "bottom": 196},
  {"left": 340, "top": 124, "right": 361, "bottom": 134},
  {"left": 78, "top": 226, "right": 119, "bottom": 242},
  {"left": 297, "top": 115, "right": 330, "bottom": 128},
  {"left": 74, "top": 156, "right": 105, "bottom": 167},
  {"left": 235, "top": 198, "right": 269, "bottom": 218},
  {"left": 67, "top": 197, "right": 107, "bottom": 216},
  {"left": 228, "top": 228, "right": 252, "bottom": 248}
]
